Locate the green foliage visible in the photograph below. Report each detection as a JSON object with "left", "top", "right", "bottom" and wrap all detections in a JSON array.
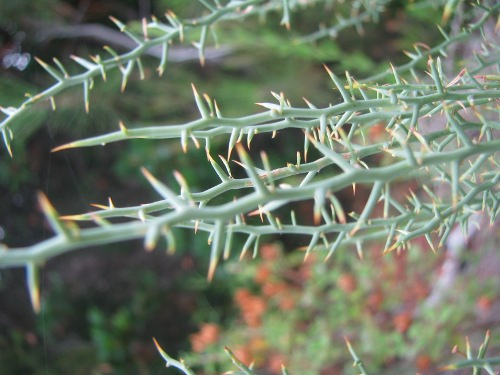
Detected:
[
  {"left": 1, "top": 0, "right": 499, "bottom": 373},
  {"left": 179, "top": 240, "right": 499, "bottom": 374}
]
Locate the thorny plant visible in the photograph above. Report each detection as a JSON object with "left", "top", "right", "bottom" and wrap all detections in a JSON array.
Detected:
[
  {"left": 153, "top": 331, "right": 500, "bottom": 375},
  {"left": 0, "top": 0, "right": 499, "bottom": 373}
]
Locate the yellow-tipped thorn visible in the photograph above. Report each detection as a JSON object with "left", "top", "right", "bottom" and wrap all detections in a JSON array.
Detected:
[
  {"left": 90, "top": 213, "right": 110, "bottom": 227},
  {"left": 313, "top": 210, "right": 321, "bottom": 226},
  {"left": 50, "top": 97, "right": 56, "bottom": 111},
  {"left": 31, "top": 289, "right": 41, "bottom": 314},
  {"left": 172, "top": 169, "right": 184, "bottom": 185},
  {"left": 349, "top": 223, "right": 361, "bottom": 237},
  {"left": 356, "top": 245, "right": 363, "bottom": 260},
  {"left": 190, "top": 133, "right": 200, "bottom": 149},
  {"left": 344, "top": 335, "right": 353, "bottom": 349},
  {"left": 207, "top": 259, "right": 217, "bottom": 282},
  {"left": 119, "top": 121, "right": 128, "bottom": 133},
  {"left": 383, "top": 241, "right": 400, "bottom": 255},
  {"left": 38, "top": 192, "right": 55, "bottom": 215},
  {"left": 142, "top": 18, "right": 149, "bottom": 41},
  {"left": 152, "top": 337, "right": 168, "bottom": 358},
  {"left": 51, "top": 142, "right": 78, "bottom": 153},
  {"left": 140, "top": 166, "right": 155, "bottom": 183},
  {"left": 26, "top": 263, "right": 41, "bottom": 314},
  {"left": 59, "top": 214, "right": 85, "bottom": 221},
  {"left": 90, "top": 203, "right": 111, "bottom": 210}
]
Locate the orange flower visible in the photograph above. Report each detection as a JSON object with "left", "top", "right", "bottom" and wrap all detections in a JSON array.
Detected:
[
  {"left": 244, "top": 297, "right": 267, "bottom": 327},
  {"left": 262, "top": 281, "right": 288, "bottom": 298},
  {"left": 369, "top": 122, "right": 386, "bottom": 140},
  {"left": 410, "top": 279, "right": 429, "bottom": 301},
  {"left": 415, "top": 354, "right": 432, "bottom": 372},
  {"left": 260, "top": 243, "right": 281, "bottom": 260},
  {"left": 254, "top": 264, "right": 272, "bottom": 285},
  {"left": 235, "top": 288, "right": 267, "bottom": 327},
  {"left": 476, "top": 295, "right": 492, "bottom": 312},
  {"left": 267, "top": 352, "right": 287, "bottom": 373},
  {"left": 248, "top": 336, "right": 269, "bottom": 366},
  {"left": 297, "top": 261, "right": 314, "bottom": 281},
  {"left": 337, "top": 273, "right": 357, "bottom": 293},
  {"left": 231, "top": 346, "right": 253, "bottom": 367},
  {"left": 366, "top": 289, "right": 384, "bottom": 313},
  {"left": 392, "top": 311, "right": 413, "bottom": 333},
  {"left": 278, "top": 293, "right": 296, "bottom": 311},
  {"left": 190, "top": 323, "right": 220, "bottom": 353},
  {"left": 235, "top": 288, "right": 252, "bottom": 305}
]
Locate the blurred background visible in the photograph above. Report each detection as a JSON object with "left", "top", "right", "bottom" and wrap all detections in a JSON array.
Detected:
[{"left": 0, "top": 0, "right": 499, "bottom": 374}]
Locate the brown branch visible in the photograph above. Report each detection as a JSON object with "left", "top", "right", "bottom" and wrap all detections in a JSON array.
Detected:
[{"left": 37, "top": 23, "right": 232, "bottom": 62}]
